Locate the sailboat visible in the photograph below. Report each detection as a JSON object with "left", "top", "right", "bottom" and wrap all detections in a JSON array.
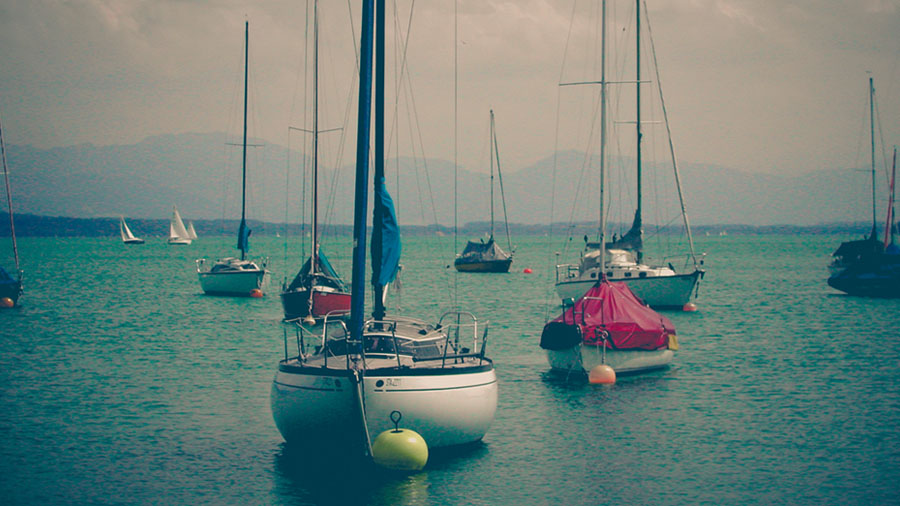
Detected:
[
  {"left": 828, "top": 147, "right": 900, "bottom": 297},
  {"left": 554, "top": 0, "right": 704, "bottom": 310},
  {"left": 0, "top": 113, "right": 23, "bottom": 308},
  {"left": 167, "top": 205, "right": 192, "bottom": 245},
  {"left": 280, "top": 2, "right": 351, "bottom": 321},
  {"left": 828, "top": 77, "right": 885, "bottom": 274},
  {"left": 542, "top": 0, "right": 676, "bottom": 376},
  {"left": 454, "top": 110, "right": 514, "bottom": 273},
  {"left": 271, "top": 0, "right": 498, "bottom": 455},
  {"left": 186, "top": 221, "right": 198, "bottom": 241},
  {"left": 197, "top": 21, "right": 269, "bottom": 297},
  {"left": 119, "top": 216, "right": 144, "bottom": 244}
]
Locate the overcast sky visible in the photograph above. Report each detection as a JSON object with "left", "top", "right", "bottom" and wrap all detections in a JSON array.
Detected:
[{"left": 1, "top": 0, "right": 898, "bottom": 177}]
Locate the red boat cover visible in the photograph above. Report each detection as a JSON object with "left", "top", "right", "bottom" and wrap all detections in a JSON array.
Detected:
[{"left": 547, "top": 281, "right": 675, "bottom": 350}]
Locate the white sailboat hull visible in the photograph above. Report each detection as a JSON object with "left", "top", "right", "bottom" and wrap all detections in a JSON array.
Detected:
[
  {"left": 556, "top": 270, "right": 701, "bottom": 308},
  {"left": 546, "top": 344, "right": 674, "bottom": 375},
  {"left": 271, "top": 365, "right": 498, "bottom": 449},
  {"left": 167, "top": 238, "right": 192, "bottom": 245},
  {"left": 198, "top": 269, "right": 268, "bottom": 295}
]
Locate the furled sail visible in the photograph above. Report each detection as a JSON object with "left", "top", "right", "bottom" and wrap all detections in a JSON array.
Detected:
[{"left": 371, "top": 174, "right": 401, "bottom": 288}]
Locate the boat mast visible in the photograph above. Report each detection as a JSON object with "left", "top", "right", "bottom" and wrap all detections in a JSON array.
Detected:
[
  {"left": 239, "top": 21, "right": 249, "bottom": 261},
  {"left": 0, "top": 114, "right": 20, "bottom": 275},
  {"left": 634, "top": 0, "right": 643, "bottom": 263},
  {"left": 372, "top": 0, "right": 388, "bottom": 321},
  {"left": 600, "top": 0, "right": 607, "bottom": 273},
  {"left": 351, "top": 0, "right": 376, "bottom": 341},
  {"left": 869, "top": 76, "right": 878, "bottom": 240},
  {"left": 311, "top": 0, "right": 320, "bottom": 281}
]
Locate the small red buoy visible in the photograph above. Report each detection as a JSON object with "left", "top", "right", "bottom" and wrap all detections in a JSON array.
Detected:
[
  {"left": 523, "top": 268, "right": 533, "bottom": 274},
  {"left": 249, "top": 289, "right": 263, "bottom": 298},
  {"left": 588, "top": 364, "right": 616, "bottom": 385},
  {"left": 0, "top": 297, "right": 14, "bottom": 308},
  {"left": 682, "top": 302, "right": 698, "bottom": 312}
]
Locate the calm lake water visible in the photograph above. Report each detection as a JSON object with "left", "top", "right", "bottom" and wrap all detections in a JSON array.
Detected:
[{"left": 1, "top": 234, "right": 899, "bottom": 505}]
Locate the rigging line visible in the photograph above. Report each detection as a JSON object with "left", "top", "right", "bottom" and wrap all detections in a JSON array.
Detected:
[
  {"left": 644, "top": 0, "right": 698, "bottom": 269},
  {"left": 492, "top": 112, "right": 513, "bottom": 253},
  {"left": 873, "top": 92, "right": 890, "bottom": 188},
  {"left": 453, "top": 0, "right": 458, "bottom": 309},
  {"left": 0, "top": 113, "right": 19, "bottom": 273},
  {"left": 315, "top": 3, "right": 359, "bottom": 256},
  {"left": 284, "top": 0, "right": 312, "bottom": 276},
  {"left": 401, "top": 52, "right": 439, "bottom": 227},
  {"left": 544, "top": 0, "right": 581, "bottom": 322}
]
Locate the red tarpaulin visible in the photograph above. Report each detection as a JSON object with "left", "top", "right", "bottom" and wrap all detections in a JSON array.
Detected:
[{"left": 541, "top": 281, "right": 675, "bottom": 351}]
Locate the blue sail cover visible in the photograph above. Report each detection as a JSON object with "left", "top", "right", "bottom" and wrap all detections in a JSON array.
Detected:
[
  {"left": 237, "top": 219, "right": 250, "bottom": 252},
  {"left": 371, "top": 175, "right": 401, "bottom": 287}
]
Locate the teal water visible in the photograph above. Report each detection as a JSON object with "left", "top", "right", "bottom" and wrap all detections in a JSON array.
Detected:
[{"left": 2, "top": 234, "right": 899, "bottom": 505}]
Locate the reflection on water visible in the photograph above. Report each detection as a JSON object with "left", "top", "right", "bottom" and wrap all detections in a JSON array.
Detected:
[{"left": 272, "top": 440, "right": 488, "bottom": 506}]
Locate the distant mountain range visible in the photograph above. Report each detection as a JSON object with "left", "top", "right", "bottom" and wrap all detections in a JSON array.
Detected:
[{"left": 3, "top": 132, "right": 890, "bottom": 229}]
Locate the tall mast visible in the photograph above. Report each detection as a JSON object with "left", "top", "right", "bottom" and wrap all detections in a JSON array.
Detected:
[
  {"left": 635, "top": 0, "right": 642, "bottom": 263},
  {"left": 869, "top": 77, "right": 877, "bottom": 240},
  {"left": 490, "top": 110, "right": 495, "bottom": 239},
  {"left": 0, "top": 115, "right": 19, "bottom": 274},
  {"left": 239, "top": 21, "right": 249, "bottom": 260},
  {"left": 600, "top": 0, "right": 607, "bottom": 272},
  {"left": 311, "top": 1, "right": 320, "bottom": 274},
  {"left": 372, "top": 0, "right": 387, "bottom": 320},
  {"left": 351, "top": 0, "right": 376, "bottom": 342}
]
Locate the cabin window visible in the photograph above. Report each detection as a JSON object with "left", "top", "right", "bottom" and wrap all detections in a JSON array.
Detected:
[
  {"left": 639, "top": 272, "right": 647, "bottom": 278},
  {"left": 590, "top": 272, "right": 596, "bottom": 278},
  {"left": 607, "top": 272, "right": 613, "bottom": 278},
  {"left": 624, "top": 272, "right": 632, "bottom": 277}
]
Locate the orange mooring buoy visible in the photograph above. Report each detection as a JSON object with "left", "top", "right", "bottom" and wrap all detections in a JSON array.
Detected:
[
  {"left": 588, "top": 364, "right": 616, "bottom": 385},
  {"left": 0, "top": 297, "right": 14, "bottom": 308},
  {"left": 249, "top": 289, "right": 263, "bottom": 298},
  {"left": 682, "top": 302, "right": 698, "bottom": 312},
  {"left": 523, "top": 268, "right": 533, "bottom": 274}
]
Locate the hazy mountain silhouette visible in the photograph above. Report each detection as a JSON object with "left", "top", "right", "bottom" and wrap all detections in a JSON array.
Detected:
[{"left": 4, "top": 133, "right": 887, "bottom": 227}]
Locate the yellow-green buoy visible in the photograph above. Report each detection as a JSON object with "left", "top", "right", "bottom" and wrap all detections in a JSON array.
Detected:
[{"left": 371, "top": 411, "right": 428, "bottom": 472}]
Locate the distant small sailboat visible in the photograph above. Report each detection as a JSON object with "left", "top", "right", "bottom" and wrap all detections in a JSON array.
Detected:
[
  {"left": 167, "top": 205, "right": 192, "bottom": 245},
  {"left": 196, "top": 21, "right": 269, "bottom": 297},
  {"left": 0, "top": 113, "right": 23, "bottom": 308},
  {"left": 119, "top": 216, "right": 145, "bottom": 244},
  {"left": 454, "top": 110, "right": 514, "bottom": 273},
  {"left": 186, "top": 221, "right": 198, "bottom": 240}
]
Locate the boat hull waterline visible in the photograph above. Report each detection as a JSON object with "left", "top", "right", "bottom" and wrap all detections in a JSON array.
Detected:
[
  {"left": 454, "top": 259, "right": 513, "bottom": 273},
  {"left": 546, "top": 344, "right": 674, "bottom": 375},
  {"left": 271, "top": 363, "right": 498, "bottom": 449},
  {"left": 280, "top": 287, "right": 351, "bottom": 321},
  {"left": 198, "top": 269, "right": 268, "bottom": 296},
  {"left": 556, "top": 270, "right": 702, "bottom": 309}
]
